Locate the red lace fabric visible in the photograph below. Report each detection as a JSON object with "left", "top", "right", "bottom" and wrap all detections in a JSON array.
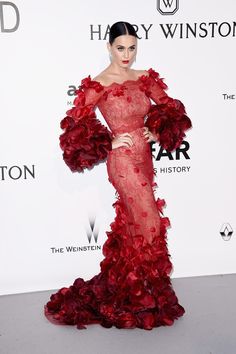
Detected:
[{"left": 45, "top": 68, "right": 192, "bottom": 330}]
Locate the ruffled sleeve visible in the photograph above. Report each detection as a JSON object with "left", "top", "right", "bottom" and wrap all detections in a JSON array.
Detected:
[
  {"left": 59, "top": 76, "right": 113, "bottom": 172},
  {"left": 141, "top": 68, "right": 192, "bottom": 151}
]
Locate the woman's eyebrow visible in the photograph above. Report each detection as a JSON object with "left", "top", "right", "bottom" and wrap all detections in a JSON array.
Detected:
[{"left": 115, "top": 44, "right": 136, "bottom": 48}]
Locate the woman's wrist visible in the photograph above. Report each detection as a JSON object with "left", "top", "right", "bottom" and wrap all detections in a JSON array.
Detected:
[
  {"left": 153, "top": 131, "right": 159, "bottom": 143},
  {"left": 156, "top": 132, "right": 160, "bottom": 142}
]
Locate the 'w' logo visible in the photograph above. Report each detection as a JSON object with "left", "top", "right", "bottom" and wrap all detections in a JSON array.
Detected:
[
  {"left": 157, "top": 0, "right": 179, "bottom": 15},
  {"left": 87, "top": 216, "right": 99, "bottom": 243}
]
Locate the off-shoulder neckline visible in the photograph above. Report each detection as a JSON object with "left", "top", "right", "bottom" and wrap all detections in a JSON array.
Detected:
[{"left": 92, "top": 69, "right": 151, "bottom": 89}]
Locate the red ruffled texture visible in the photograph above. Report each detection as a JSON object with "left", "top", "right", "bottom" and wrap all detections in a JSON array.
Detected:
[
  {"left": 59, "top": 76, "right": 113, "bottom": 172},
  {"left": 142, "top": 68, "right": 192, "bottom": 151},
  {"left": 47, "top": 68, "right": 187, "bottom": 330},
  {"left": 44, "top": 193, "right": 185, "bottom": 330}
]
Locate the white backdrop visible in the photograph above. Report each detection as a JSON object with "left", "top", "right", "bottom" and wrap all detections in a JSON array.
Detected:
[{"left": 0, "top": 0, "right": 235, "bottom": 295}]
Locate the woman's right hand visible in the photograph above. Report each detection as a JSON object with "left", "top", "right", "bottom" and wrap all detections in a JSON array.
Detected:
[{"left": 112, "top": 132, "right": 134, "bottom": 150}]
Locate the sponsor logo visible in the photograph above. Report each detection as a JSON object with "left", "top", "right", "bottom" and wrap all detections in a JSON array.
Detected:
[
  {"left": 0, "top": 165, "right": 35, "bottom": 180},
  {"left": 151, "top": 141, "right": 191, "bottom": 173},
  {"left": 90, "top": 24, "right": 153, "bottom": 40},
  {"left": 89, "top": 22, "right": 236, "bottom": 40},
  {"left": 0, "top": 1, "right": 20, "bottom": 32},
  {"left": 154, "top": 141, "right": 190, "bottom": 161},
  {"left": 157, "top": 0, "right": 179, "bottom": 15},
  {"left": 220, "top": 223, "right": 233, "bottom": 241},
  {"left": 159, "top": 21, "right": 236, "bottom": 39},
  {"left": 222, "top": 93, "right": 235, "bottom": 100},
  {"left": 87, "top": 216, "right": 98, "bottom": 244},
  {"left": 50, "top": 216, "right": 102, "bottom": 254},
  {"left": 50, "top": 245, "right": 102, "bottom": 254}
]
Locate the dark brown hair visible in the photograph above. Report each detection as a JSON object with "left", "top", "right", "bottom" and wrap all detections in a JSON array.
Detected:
[{"left": 109, "top": 21, "right": 138, "bottom": 45}]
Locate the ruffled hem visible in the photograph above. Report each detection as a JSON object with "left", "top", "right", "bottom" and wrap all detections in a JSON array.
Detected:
[{"left": 44, "top": 192, "right": 185, "bottom": 330}]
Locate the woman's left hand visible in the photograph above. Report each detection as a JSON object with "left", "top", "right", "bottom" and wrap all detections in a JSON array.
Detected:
[{"left": 143, "top": 127, "right": 159, "bottom": 143}]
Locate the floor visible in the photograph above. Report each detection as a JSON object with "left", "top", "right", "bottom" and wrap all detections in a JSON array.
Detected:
[{"left": 0, "top": 274, "right": 235, "bottom": 354}]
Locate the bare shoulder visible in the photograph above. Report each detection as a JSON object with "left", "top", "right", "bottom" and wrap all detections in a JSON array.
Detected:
[
  {"left": 92, "top": 70, "right": 111, "bottom": 86},
  {"left": 92, "top": 68, "right": 149, "bottom": 86},
  {"left": 134, "top": 69, "right": 149, "bottom": 77},
  {"left": 92, "top": 74, "right": 104, "bottom": 83}
]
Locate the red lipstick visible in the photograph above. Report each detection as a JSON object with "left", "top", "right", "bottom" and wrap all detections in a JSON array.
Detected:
[{"left": 122, "top": 60, "right": 129, "bottom": 64}]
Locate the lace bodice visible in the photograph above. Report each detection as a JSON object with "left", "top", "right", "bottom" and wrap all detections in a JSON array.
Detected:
[
  {"left": 97, "top": 80, "right": 151, "bottom": 134},
  {"left": 72, "top": 69, "right": 169, "bottom": 135}
]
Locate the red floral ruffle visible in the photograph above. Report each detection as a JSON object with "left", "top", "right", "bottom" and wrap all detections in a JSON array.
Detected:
[
  {"left": 145, "top": 99, "right": 192, "bottom": 151},
  {"left": 44, "top": 193, "right": 185, "bottom": 330},
  {"left": 59, "top": 77, "right": 113, "bottom": 172},
  {"left": 142, "top": 68, "right": 192, "bottom": 151},
  {"left": 59, "top": 115, "right": 113, "bottom": 172},
  {"left": 139, "top": 68, "right": 168, "bottom": 96}
]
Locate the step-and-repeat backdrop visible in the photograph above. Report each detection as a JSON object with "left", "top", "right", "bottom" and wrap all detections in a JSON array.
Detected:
[{"left": 1, "top": 0, "right": 235, "bottom": 295}]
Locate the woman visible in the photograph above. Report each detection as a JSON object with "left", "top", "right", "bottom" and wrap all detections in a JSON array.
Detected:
[{"left": 44, "top": 21, "right": 192, "bottom": 330}]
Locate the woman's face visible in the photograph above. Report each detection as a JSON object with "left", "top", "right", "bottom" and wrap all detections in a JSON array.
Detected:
[{"left": 108, "top": 34, "right": 137, "bottom": 68}]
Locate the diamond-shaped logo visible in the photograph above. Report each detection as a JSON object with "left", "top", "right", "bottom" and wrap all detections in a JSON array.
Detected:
[{"left": 220, "top": 223, "right": 233, "bottom": 241}]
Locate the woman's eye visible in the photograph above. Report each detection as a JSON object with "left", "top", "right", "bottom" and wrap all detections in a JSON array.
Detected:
[{"left": 117, "top": 47, "right": 135, "bottom": 51}]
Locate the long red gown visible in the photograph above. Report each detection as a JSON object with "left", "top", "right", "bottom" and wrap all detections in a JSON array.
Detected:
[{"left": 44, "top": 68, "right": 192, "bottom": 330}]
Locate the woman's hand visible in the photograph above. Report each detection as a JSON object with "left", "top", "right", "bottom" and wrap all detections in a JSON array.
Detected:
[
  {"left": 111, "top": 128, "right": 159, "bottom": 150},
  {"left": 143, "top": 127, "right": 159, "bottom": 143},
  {"left": 112, "top": 132, "right": 134, "bottom": 150}
]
